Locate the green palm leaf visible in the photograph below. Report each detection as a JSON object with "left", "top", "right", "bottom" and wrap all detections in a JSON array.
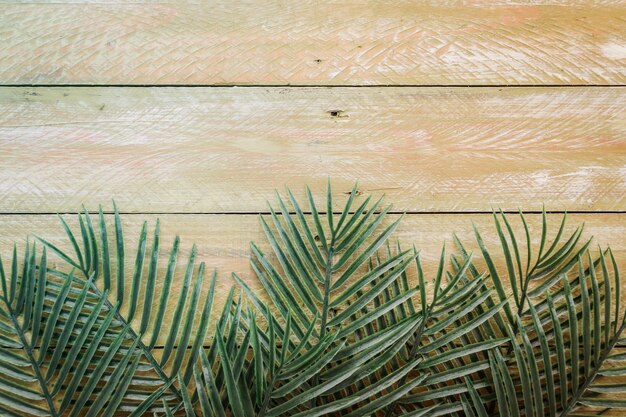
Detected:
[
  {"left": 465, "top": 210, "right": 626, "bottom": 416},
  {"left": 187, "top": 183, "right": 510, "bottom": 417},
  {"left": 35, "top": 204, "right": 217, "bottom": 413},
  {"left": 488, "top": 252, "right": 626, "bottom": 416},
  {"left": 225, "top": 182, "right": 424, "bottom": 416},
  {"left": 0, "top": 244, "right": 144, "bottom": 416}
]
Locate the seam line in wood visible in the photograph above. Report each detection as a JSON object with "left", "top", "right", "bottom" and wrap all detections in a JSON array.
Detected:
[
  {"left": 1, "top": 211, "right": 625, "bottom": 216},
  {"left": 1, "top": 84, "right": 625, "bottom": 89}
]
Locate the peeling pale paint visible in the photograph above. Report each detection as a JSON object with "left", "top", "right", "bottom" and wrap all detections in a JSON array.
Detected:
[{"left": 601, "top": 41, "right": 626, "bottom": 60}]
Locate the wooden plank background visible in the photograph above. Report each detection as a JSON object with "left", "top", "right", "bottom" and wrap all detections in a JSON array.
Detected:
[
  {"left": 0, "top": 1, "right": 625, "bottom": 414},
  {"left": 1, "top": 86, "right": 624, "bottom": 213},
  {"left": 1, "top": 2, "right": 625, "bottom": 85}
]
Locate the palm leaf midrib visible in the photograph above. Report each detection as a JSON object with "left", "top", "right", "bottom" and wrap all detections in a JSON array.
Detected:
[
  {"left": 3, "top": 297, "right": 59, "bottom": 416},
  {"left": 319, "top": 242, "right": 334, "bottom": 340},
  {"left": 80, "top": 277, "right": 184, "bottom": 403},
  {"left": 256, "top": 229, "right": 335, "bottom": 416},
  {"left": 45, "top": 265, "right": 185, "bottom": 405},
  {"left": 560, "top": 319, "right": 626, "bottom": 416}
]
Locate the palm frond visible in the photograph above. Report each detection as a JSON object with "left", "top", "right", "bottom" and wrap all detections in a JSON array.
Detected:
[
  {"left": 492, "top": 251, "right": 626, "bottom": 415},
  {"left": 187, "top": 183, "right": 509, "bottom": 417},
  {"left": 463, "top": 210, "right": 626, "bottom": 416},
  {"left": 0, "top": 184, "right": 622, "bottom": 417},
  {"left": 226, "top": 181, "right": 425, "bottom": 416},
  {"left": 0, "top": 243, "right": 145, "bottom": 416},
  {"left": 36, "top": 204, "right": 218, "bottom": 413}
]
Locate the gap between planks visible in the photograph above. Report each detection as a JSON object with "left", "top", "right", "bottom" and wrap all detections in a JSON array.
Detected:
[
  {"left": 2, "top": 85, "right": 626, "bottom": 88},
  {"left": 1, "top": 211, "right": 626, "bottom": 216}
]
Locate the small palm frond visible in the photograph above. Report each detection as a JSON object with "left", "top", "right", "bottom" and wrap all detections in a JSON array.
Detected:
[
  {"left": 472, "top": 209, "right": 591, "bottom": 327},
  {"left": 489, "top": 250, "right": 626, "bottom": 416},
  {"left": 0, "top": 243, "right": 144, "bottom": 416},
  {"left": 393, "top": 245, "right": 509, "bottom": 416},
  {"left": 36, "top": 205, "right": 217, "bottom": 413},
  {"left": 460, "top": 210, "right": 626, "bottom": 416}
]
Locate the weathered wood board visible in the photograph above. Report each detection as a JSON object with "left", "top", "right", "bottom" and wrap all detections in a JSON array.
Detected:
[
  {"left": 1, "top": 3, "right": 625, "bottom": 85},
  {"left": 1, "top": 0, "right": 625, "bottom": 415},
  {"left": 1, "top": 86, "right": 624, "bottom": 213},
  {"left": 1, "top": 212, "right": 624, "bottom": 346}
]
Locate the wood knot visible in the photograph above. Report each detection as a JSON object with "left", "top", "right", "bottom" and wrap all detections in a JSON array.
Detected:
[{"left": 327, "top": 110, "right": 348, "bottom": 118}]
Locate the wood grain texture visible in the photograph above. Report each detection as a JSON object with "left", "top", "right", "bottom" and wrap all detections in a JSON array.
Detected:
[
  {"left": 1, "top": 2, "right": 625, "bottom": 85},
  {"left": 0, "top": 211, "right": 624, "bottom": 346},
  {"left": 0, "top": 86, "right": 624, "bottom": 213}
]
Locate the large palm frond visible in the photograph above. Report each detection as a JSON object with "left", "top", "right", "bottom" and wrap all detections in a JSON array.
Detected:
[
  {"left": 36, "top": 206, "right": 217, "bottom": 413},
  {"left": 184, "top": 182, "right": 508, "bottom": 417},
  {"left": 0, "top": 243, "right": 145, "bottom": 416},
  {"left": 230, "top": 181, "right": 425, "bottom": 416}
]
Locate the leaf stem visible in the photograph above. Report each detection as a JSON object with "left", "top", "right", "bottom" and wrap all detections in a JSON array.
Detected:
[
  {"left": 310, "top": 241, "right": 335, "bottom": 410},
  {"left": 5, "top": 301, "right": 59, "bottom": 417},
  {"left": 320, "top": 246, "right": 334, "bottom": 339},
  {"left": 514, "top": 275, "right": 532, "bottom": 330},
  {"left": 560, "top": 320, "right": 626, "bottom": 416},
  {"left": 383, "top": 308, "right": 430, "bottom": 417},
  {"left": 82, "top": 278, "right": 184, "bottom": 404},
  {"left": 258, "top": 371, "right": 279, "bottom": 417}
]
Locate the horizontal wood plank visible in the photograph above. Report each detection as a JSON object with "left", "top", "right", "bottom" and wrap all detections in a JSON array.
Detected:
[
  {"left": 0, "top": 211, "right": 624, "bottom": 346},
  {"left": 1, "top": 3, "right": 625, "bottom": 85},
  {"left": 0, "top": 86, "right": 624, "bottom": 213}
]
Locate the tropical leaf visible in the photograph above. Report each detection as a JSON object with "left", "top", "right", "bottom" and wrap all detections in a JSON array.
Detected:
[
  {"left": 463, "top": 210, "right": 626, "bottom": 416},
  {"left": 35, "top": 205, "right": 218, "bottom": 413},
  {"left": 486, "top": 251, "right": 626, "bottom": 416},
  {"left": 185, "top": 182, "right": 509, "bottom": 417},
  {"left": 225, "top": 181, "right": 425, "bottom": 417},
  {"left": 0, "top": 243, "right": 144, "bottom": 416}
]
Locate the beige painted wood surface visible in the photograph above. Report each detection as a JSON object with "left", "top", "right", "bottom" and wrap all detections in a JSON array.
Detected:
[
  {"left": 1, "top": 211, "right": 624, "bottom": 346},
  {"left": 1, "top": 86, "right": 625, "bottom": 213},
  {"left": 1, "top": 3, "right": 625, "bottom": 85},
  {"left": 1, "top": 1, "right": 625, "bottom": 415}
]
